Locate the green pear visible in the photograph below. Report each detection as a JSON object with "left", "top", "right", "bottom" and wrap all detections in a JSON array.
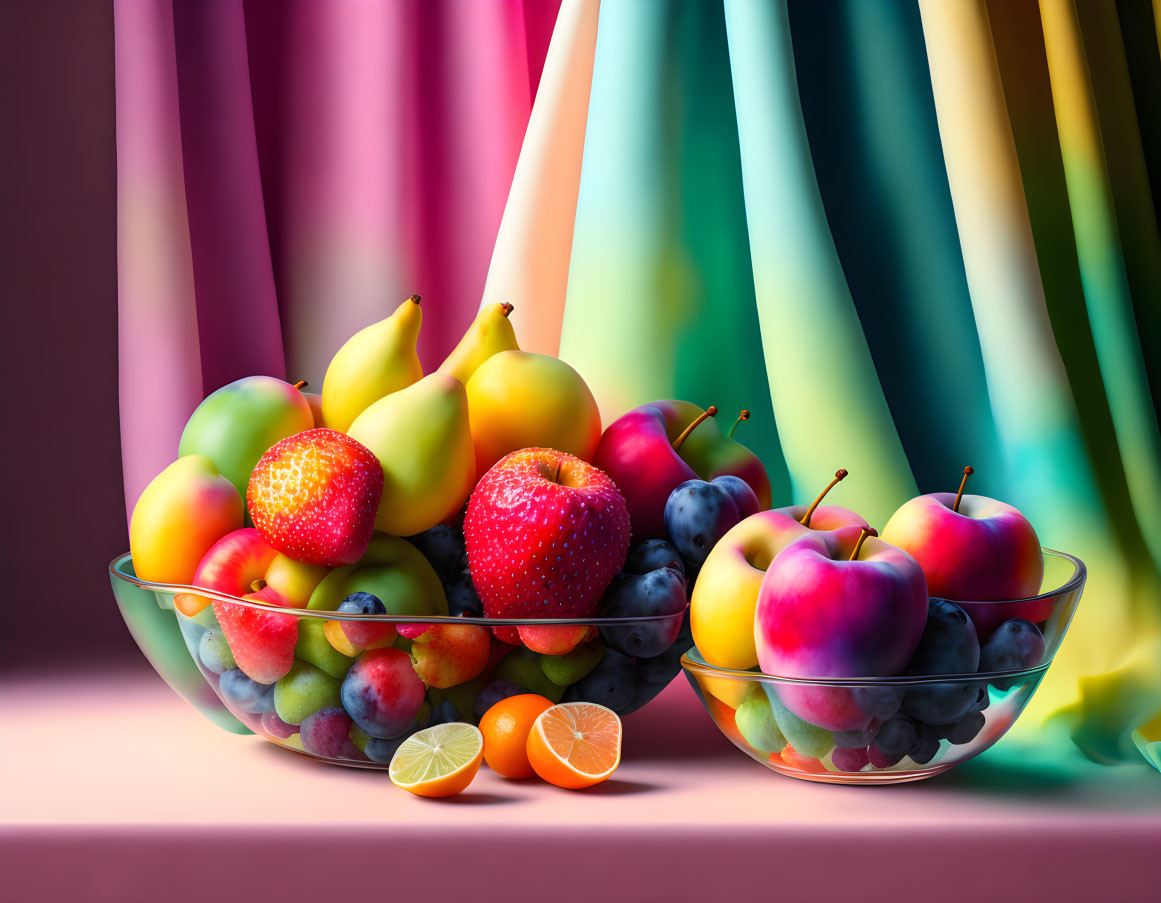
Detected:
[
  {"left": 321, "top": 295, "right": 423, "bottom": 432},
  {"left": 436, "top": 301, "right": 519, "bottom": 384},
  {"left": 347, "top": 373, "right": 475, "bottom": 536},
  {"left": 307, "top": 533, "right": 448, "bottom": 617}
]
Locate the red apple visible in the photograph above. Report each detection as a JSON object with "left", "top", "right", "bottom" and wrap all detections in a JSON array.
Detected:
[
  {"left": 755, "top": 525, "right": 928, "bottom": 730},
  {"left": 879, "top": 467, "right": 1045, "bottom": 637},
  {"left": 593, "top": 400, "right": 770, "bottom": 540},
  {"left": 464, "top": 448, "right": 630, "bottom": 643},
  {"left": 409, "top": 623, "right": 491, "bottom": 688}
]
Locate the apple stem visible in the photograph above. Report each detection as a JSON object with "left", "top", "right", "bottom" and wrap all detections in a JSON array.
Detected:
[
  {"left": 728, "top": 410, "right": 750, "bottom": 440},
  {"left": 409, "top": 294, "right": 421, "bottom": 305},
  {"left": 500, "top": 302, "right": 514, "bottom": 317},
  {"left": 672, "top": 406, "right": 718, "bottom": 452},
  {"left": 250, "top": 579, "right": 267, "bottom": 592},
  {"left": 953, "top": 466, "right": 974, "bottom": 513},
  {"left": 849, "top": 527, "right": 878, "bottom": 561},
  {"left": 799, "top": 469, "right": 849, "bottom": 527},
  {"left": 293, "top": 380, "right": 308, "bottom": 391}
]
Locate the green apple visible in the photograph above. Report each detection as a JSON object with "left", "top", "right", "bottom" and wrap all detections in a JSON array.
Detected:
[
  {"left": 307, "top": 533, "right": 448, "bottom": 617},
  {"left": 178, "top": 375, "right": 313, "bottom": 497}
]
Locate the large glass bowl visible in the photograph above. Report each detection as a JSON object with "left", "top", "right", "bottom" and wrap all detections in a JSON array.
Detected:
[
  {"left": 110, "top": 554, "right": 689, "bottom": 768},
  {"left": 682, "top": 548, "right": 1085, "bottom": 785}
]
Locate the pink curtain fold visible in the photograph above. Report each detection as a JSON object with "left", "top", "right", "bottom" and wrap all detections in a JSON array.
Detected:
[{"left": 119, "top": 0, "right": 560, "bottom": 509}]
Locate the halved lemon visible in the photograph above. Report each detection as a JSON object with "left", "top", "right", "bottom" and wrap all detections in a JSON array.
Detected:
[
  {"left": 526, "top": 702, "right": 622, "bottom": 789},
  {"left": 389, "top": 723, "right": 484, "bottom": 798}
]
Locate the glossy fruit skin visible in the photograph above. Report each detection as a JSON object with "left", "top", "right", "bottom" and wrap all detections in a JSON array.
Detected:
[
  {"left": 179, "top": 375, "right": 314, "bottom": 498},
  {"left": 321, "top": 295, "right": 423, "bottom": 433},
  {"left": 300, "top": 707, "right": 363, "bottom": 759},
  {"left": 465, "top": 350, "right": 602, "bottom": 475},
  {"left": 340, "top": 647, "right": 426, "bottom": 739},
  {"left": 711, "top": 475, "right": 761, "bottom": 520},
  {"left": 129, "top": 455, "right": 244, "bottom": 585},
  {"left": 755, "top": 527, "right": 928, "bottom": 730},
  {"left": 437, "top": 301, "right": 519, "bottom": 384},
  {"left": 464, "top": 448, "right": 630, "bottom": 624},
  {"left": 664, "top": 480, "right": 742, "bottom": 571},
  {"left": 905, "top": 600, "right": 981, "bottom": 676},
  {"left": 198, "top": 629, "right": 236, "bottom": 674},
  {"left": 568, "top": 649, "right": 637, "bottom": 713},
  {"left": 624, "top": 539, "right": 685, "bottom": 579},
  {"left": 598, "top": 567, "right": 687, "bottom": 658},
  {"left": 593, "top": 400, "right": 772, "bottom": 540},
  {"left": 409, "top": 624, "right": 491, "bottom": 689},
  {"left": 274, "top": 661, "right": 342, "bottom": 725},
  {"left": 690, "top": 506, "right": 867, "bottom": 671},
  {"left": 348, "top": 373, "right": 476, "bottom": 538},
  {"left": 979, "top": 618, "right": 1046, "bottom": 671},
  {"left": 880, "top": 493, "right": 1044, "bottom": 637},
  {"left": 247, "top": 429, "right": 383, "bottom": 567},
  {"left": 336, "top": 592, "right": 392, "bottom": 649},
  {"left": 479, "top": 693, "right": 554, "bottom": 779},
  {"left": 517, "top": 625, "right": 589, "bottom": 656}
]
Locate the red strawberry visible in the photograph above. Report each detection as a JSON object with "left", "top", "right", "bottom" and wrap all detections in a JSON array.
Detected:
[
  {"left": 464, "top": 448, "right": 631, "bottom": 642},
  {"left": 247, "top": 428, "right": 382, "bottom": 566}
]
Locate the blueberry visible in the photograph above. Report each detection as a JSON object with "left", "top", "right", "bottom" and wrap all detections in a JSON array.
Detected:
[
  {"left": 852, "top": 685, "right": 904, "bottom": 721},
  {"left": 635, "top": 642, "right": 687, "bottom": 685},
  {"left": 337, "top": 592, "right": 387, "bottom": 616},
  {"left": 710, "top": 475, "right": 760, "bottom": 519},
  {"left": 872, "top": 714, "right": 917, "bottom": 759},
  {"left": 406, "top": 525, "right": 467, "bottom": 584},
  {"left": 908, "top": 723, "right": 941, "bottom": 765},
  {"left": 935, "top": 710, "right": 986, "bottom": 745},
  {"left": 624, "top": 539, "right": 686, "bottom": 580},
  {"left": 979, "top": 619, "right": 1045, "bottom": 672},
  {"left": 906, "top": 599, "right": 980, "bottom": 675},
  {"left": 570, "top": 649, "right": 637, "bottom": 712},
  {"left": 902, "top": 681, "right": 980, "bottom": 725},
  {"left": 219, "top": 669, "right": 269, "bottom": 712},
  {"left": 425, "top": 700, "right": 460, "bottom": 727},
  {"left": 473, "top": 680, "right": 526, "bottom": 718},
  {"left": 599, "top": 567, "right": 687, "bottom": 658},
  {"left": 364, "top": 734, "right": 409, "bottom": 764},
  {"left": 833, "top": 728, "right": 875, "bottom": 749},
  {"left": 444, "top": 569, "right": 483, "bottom": 617},
  {"left": 663, "top": 480, "right": 741, "bottom": 570},
  {"left": 198, "top": 629, "right": 236, "bottom": 674}
]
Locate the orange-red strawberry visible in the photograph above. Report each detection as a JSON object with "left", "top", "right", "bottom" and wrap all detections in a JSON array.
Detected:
[
  {"left": 247, "top": 429, "right": 382, "bottom": 566},
  {"left": 464, "top": 448, "right": 630, "bottom": 642}
]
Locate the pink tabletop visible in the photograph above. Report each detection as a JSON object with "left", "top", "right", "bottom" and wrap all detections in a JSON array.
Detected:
[{"left": 2, "top": 671, "right": 1158, "bottom": 903}]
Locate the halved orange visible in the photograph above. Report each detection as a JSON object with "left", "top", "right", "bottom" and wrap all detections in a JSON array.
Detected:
[
  {"left": 389, "top": 723, "right": 484, "bottom": 798},
  {"left": 526, "top": 702, "right": 622, "bottom": 789}
]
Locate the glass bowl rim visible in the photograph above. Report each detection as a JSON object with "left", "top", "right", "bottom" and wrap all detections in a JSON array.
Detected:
[
  {"left": 680, "top": 646, "right": 1051, "bottom": 686},
  {"left": 109, "top": 553, "right": 685, "bottom": 627}
]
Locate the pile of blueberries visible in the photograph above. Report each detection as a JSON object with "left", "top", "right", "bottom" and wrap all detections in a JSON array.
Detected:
[{"left": 809, "top": 602, "right": 1047, "bottom": 772}]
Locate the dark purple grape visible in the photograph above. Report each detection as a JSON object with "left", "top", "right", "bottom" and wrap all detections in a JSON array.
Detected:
[
  {"left": 908, "top": 724, "right": 940, "bottom": 764},
  {"left": 624, "top": 539, "right": 686, "bottom": 580},
  {"left": 979, "top": 619, "right": 1045, "bottom": 672},
  {"left": 906, "top": 599, "right": 980, "bottom": 675},
  {"left": 872, "top": 714, "right": 917, "bottom": 758}
]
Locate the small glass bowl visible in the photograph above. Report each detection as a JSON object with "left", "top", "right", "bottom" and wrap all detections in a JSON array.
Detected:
[
  {"left": 110, "top": 554, "right": 689, "bottom": 768},
  {"left": 682, "top": 548, "right": 1085, "bottom": 785}
]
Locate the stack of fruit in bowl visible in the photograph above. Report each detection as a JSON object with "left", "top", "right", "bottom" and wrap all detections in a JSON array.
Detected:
[
  {"left": 116, "top": 296, "right": 775, "bottom": 771},
  {"left": 684, "top": 467, "right": 1086, "bottom": 784}
]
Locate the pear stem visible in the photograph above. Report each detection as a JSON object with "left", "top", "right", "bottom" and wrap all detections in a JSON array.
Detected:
[
  {"left": 293, "top": 380, "right": 308, "bottom": 391},
  {"left": 799, "top": 469, "right": 849, "bottom": 527},
  {"left": 250, "top": 579, "right": 267, "bottom": 592},
  {"left": 408, "top": 294, "right": 421, "bottom": 305},
  {"left": 953, "top": 466, "right": 974, "bottom": 513},
  {"left": 500, "top": 302, "right": 514, "bottom": 317},
  {"left": 849, "top": 527, "right": 877, "bottom": 561},
  {"left": 728, "top": 410, "right": 750, "bottom": 440},
  {"left": 672, "top": 406, "right": 718, "bottom": 452}
]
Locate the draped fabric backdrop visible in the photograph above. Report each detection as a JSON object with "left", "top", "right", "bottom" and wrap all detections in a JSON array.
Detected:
[{"left": 115, "top": 0, "right": 1161, "bottom": 767}]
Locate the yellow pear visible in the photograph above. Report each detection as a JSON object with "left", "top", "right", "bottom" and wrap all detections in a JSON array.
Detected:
[
  {"left": 437, "top": 301, "right": 519, "bottom": 384},
  {"left": 321, "top": 295, "right": 423, "bottom": 432},
  {"left": 347, "top": 373, "right": 476, "bottom": 536}
]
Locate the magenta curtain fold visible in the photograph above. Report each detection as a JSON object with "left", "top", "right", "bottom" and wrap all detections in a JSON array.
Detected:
[{"left": 117, "top": 0, "right": 560, "bottom": 510}]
